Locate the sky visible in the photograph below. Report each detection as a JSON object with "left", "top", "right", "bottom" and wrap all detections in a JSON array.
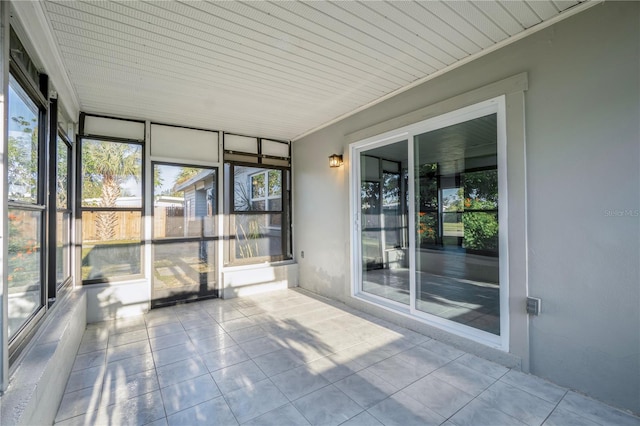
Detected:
[{"left": 8, "top": 80, "right": 38, "bottom": 134}]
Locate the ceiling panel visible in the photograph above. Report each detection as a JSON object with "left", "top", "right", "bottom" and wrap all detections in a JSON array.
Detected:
[
  {"left": 499, "top": 1, "right": 544, "bottom": 28},
  {"left": 527, "top": 1, "right": 562, "bottom": 20},
  {"left": 30, "top": 0, "right": 592, "bottom": 141},
  {"left": 464, "top": 1, "right": 525, "bottom": 37},
  {"left": 444, "top": 2, "right": 510, "bottom": 43}
]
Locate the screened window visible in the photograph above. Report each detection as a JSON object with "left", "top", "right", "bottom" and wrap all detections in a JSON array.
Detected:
[
  {"left": 80, "top": 139, "right": 143, "bottom": 282},
  {"left": 7, "top": 73, "right": 45, "bottom": 340},
  {"left": 227, "top": 165, "right": 290, "bottom": 264},
  {"left": 223, "top": 134, "right": 292, "bottom": 265}
]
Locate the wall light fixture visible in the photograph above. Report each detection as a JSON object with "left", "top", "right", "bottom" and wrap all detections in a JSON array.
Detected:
[{"left": 329, "top": 154, "right": 343, "bottom": 168}]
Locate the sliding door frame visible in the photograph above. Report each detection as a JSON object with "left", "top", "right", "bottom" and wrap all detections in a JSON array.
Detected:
[{"left": 350, "top": 96, "right": 509, "bottom": 351}]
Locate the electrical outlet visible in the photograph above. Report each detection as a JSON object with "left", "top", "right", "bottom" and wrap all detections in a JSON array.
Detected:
[
  {"left": 300, "top": 251, "right": 304, "bottom": 258},
  {"left": 526, "top": 297, "right": 541, "bottom": 316}
]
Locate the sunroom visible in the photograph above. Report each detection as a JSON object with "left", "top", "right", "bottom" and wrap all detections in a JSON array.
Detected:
[{"left": 1, "top": 1, "right": 639, "bottom": 425}]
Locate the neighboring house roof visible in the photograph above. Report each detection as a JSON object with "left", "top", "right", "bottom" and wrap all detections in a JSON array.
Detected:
[
  {"left": 82, "top": 196, "right": 142, "bottom": 207},
  {"left": 174, "top": 169, "right": 215, "bottom": 192},
  {"left": 154, "top": 196, "right": 184, "bottom": 207}
]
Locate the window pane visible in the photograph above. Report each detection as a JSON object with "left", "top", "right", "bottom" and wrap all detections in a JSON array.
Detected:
[
  {"left": 463, "top": 212, "right": 499, "bottom": 253},
  {"left": 251, "top": 174, "right": 265, "bottom": 199},
  {"left": 81, "top": 210, "right": 142, "bottom": 280},
  {"left": 416, "top": 163, "right": 439, "bottom": 210},
  {"left": 233, "top": 213, "right": 283, "bottom": 260},
  {"left": 268, "top": 198, "right": 282, "bottom": 212},
  {"left": 383, "top": 172, "right": 402, "bottom": 250},
  {"left": 464, "top": 169, "right": 498, "bottom": 210},
  {"left": 56, "top": 211, "right": 71, "bottom": 286},
  {"left": 417, "top": 212, "right": 438, "bottom": 246},
  {"left": 8, "top": 75, "right": 39, "bottom": 203},
  {"left": 234, "top": 166, "right": 282, "bottom": 212},
  {"left": 8, "top": 209, "right": 42, "bottom": 339},
  {"left": 227, "top": 164, "right": 290, "bottom": 265},
  {"left": 57, "top": 137, "right": 69, "bottom": 209},
  {"left": 362, "top": 180, "right": 382, "bottom": 269},
  {"left": 251, "top": 200, "right": 266, "bottom": 210},
  {"left": 154, "top": 165, "right": 216, "bottom": 238},
  {"left": 81, "top": 140, "right": 142, "bottom": 208},
  {"left": 414, "top": 113, "right": 500, "bottom": 335},
  {"left": 268, "top": 170, "right": 281, "bottom": 196}
]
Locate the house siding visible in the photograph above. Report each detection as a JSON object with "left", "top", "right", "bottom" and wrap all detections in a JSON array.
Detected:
[{"left": 293, "top": 1, "right": 640, "bottom": 413}]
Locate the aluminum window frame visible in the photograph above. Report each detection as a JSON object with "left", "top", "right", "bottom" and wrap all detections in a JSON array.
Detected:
[
  {"left": 77, "top": 135, "right": 146, "bottom": 285},
  {"left": 52, "top": 128, "right": 73, "bottom": 292},
  {"left": 6, "top": 54, "right": 49, "bottom": 362}
]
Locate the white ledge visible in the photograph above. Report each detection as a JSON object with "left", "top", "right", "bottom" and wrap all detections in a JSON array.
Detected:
[{"left": 0, "top": 290, "right": 86, "bottom": 426}]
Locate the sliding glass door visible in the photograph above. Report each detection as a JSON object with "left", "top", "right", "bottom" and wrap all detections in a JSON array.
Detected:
[{"left": 353, "top": 98, "right": 507, "bottom": 348}]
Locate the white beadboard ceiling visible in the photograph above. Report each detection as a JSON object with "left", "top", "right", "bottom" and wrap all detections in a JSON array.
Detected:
[{"left": 27, "top": 0, "right": 592, "bottom": 141}]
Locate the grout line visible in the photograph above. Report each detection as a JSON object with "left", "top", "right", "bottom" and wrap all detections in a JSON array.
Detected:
[
  {"left": 66, "top": 290, "right": 632, "bottom": 426},
  {"left": 540, "top": 389, "right": 570, "bottom": 426}
]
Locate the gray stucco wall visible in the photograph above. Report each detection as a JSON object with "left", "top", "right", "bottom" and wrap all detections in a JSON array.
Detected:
[{"left": 293, "top": 2, "right": 640, "bottom": 413}]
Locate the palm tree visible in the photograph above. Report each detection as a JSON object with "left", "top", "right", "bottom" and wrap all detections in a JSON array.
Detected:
[
  {"left": 173, "top": 167, "right": 200, "bottom": 187},
  {"left": 82, "top": 140, "right": 141, "bottom": 241}
]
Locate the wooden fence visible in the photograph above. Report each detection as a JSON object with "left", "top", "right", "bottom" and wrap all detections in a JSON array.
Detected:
[
  {"left": 81, "top": 211, "right": 142, "bottom": 241},
  {"left": 153, "top": 206, "right": 185, "bottom": 238},
  {"left": 82, "top": 208, "right": 191, "bottom": 241}
]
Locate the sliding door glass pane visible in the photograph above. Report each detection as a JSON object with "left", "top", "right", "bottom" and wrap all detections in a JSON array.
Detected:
[
  {"left": 360, "top": 140, "right": 409, "bottom": 304},
  {"left": 414, "top": 113, "right": 500, "bottom": 335},
  {"left": 8, "top": 209, "right": 42, "bottom": 338}
]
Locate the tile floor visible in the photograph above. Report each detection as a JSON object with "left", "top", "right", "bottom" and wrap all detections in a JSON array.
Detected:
[{"left": 55, "top": 289, "right": 639, "bottom": 426}]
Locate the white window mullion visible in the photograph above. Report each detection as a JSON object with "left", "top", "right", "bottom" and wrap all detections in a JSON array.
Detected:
[
  {"left": 350, "top": 147, "right": 361, "bottom": 297},
  {"left": 408, "top": 131, "right": 417, "bottom": 314}
]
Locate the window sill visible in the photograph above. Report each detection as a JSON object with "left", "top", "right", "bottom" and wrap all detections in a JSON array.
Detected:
[
  {"left": 221, "top": 262, "right": 298, "bottom": 299},
  {"left": 1, "top": 289, "right": 86, "bottom": 426},
  {"left": 222, "top": 259, "right": 296, "bottom": 272}
]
